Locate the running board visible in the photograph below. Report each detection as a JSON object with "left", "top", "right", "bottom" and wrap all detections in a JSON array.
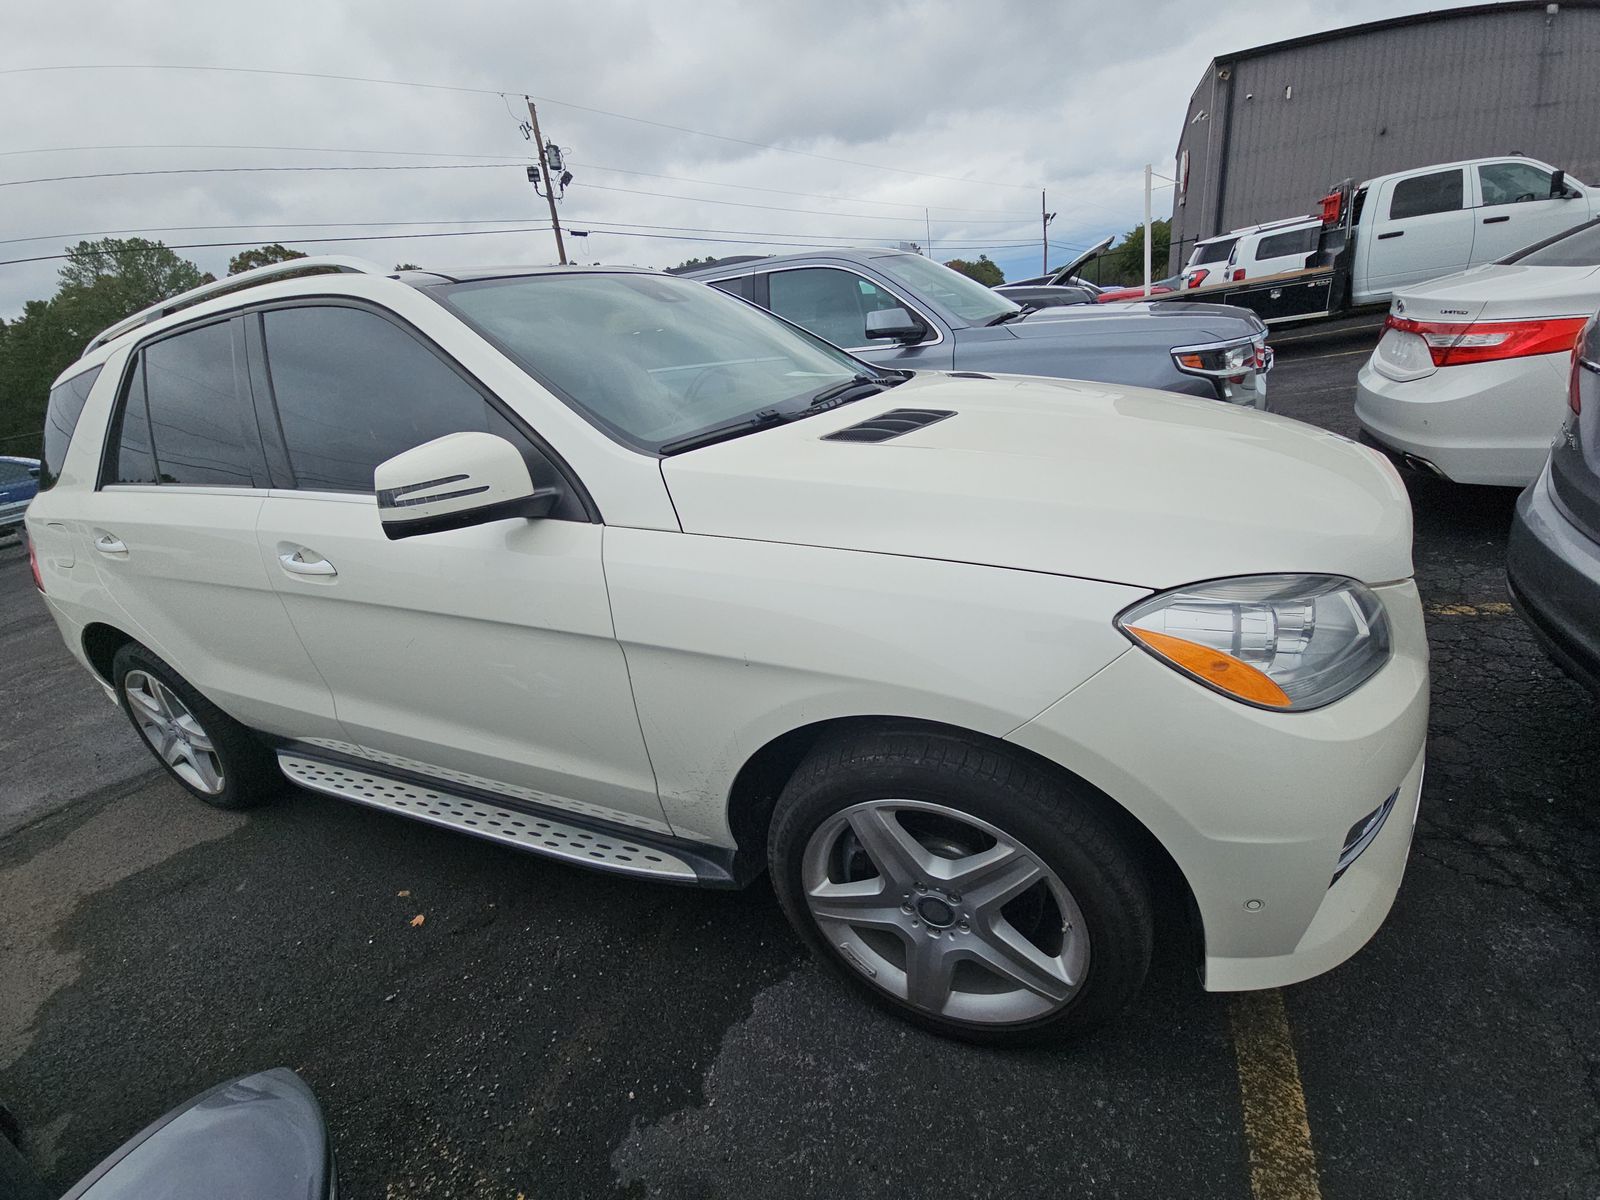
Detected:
[{"left": 276, "top": 752, "right": 700, "bottom": 883}]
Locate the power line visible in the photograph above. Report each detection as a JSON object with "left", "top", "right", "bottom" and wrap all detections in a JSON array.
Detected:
[
  {"left": 0, "top": 63, "right": 1040, "bottom": 191},
  {"left": 0, "top": 225, "right": 1049, "bottom": 270},
  {"left": 578, "top": 180, "right": 1027, "bottom": 224},
  {"left": 0, "top": 142, "right": 526, "bottom": 161},
  {"left": 1, "top": 214, "right": 1069, "bottom": 251},
  {"left": 569, "top": 161, "right": 1032, "bottom": 217},
  {"left": 0, "top": 162, "right": 522, "bottom": 189},
  {"left": 0, "top": 142, "right": 1036, "bottom": 218}
]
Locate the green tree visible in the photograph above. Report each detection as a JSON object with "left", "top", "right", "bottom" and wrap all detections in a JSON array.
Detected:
[
  {"left": 1101, "top": 219, "right": 1172, "bottom": 286},
  {"left": 0, "top": 239, "right": 211, "bottom": 457},
  {"left": 942, "top": 255, "right": 1005, "bottom": 286},
  {"left": 394, "top": 262, "right": 422, "bottom": 271},
  {"left": 228, "top": 244, "right": 307, "bottom": 275}
]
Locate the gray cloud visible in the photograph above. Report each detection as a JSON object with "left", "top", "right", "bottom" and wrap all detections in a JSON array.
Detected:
[{"left": 2, "top": 0, "right": 1473, "bottom": 318}]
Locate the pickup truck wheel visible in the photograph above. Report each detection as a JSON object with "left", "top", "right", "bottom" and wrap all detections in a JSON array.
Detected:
[
  {"left": 112, "top": 643, "right": 278, "bottom": 810},
  {"left": 768, "top": 727, "right": 1153, "bottom": 1045}
]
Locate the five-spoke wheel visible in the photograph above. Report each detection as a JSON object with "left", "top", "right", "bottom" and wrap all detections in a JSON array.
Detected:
[{"left": 771, "top": 727, "right": 1153, "bottom": 1045}]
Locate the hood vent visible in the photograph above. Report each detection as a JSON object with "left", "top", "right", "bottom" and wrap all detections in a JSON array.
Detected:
[{"left": 823, "top": 408, "right": 956, "bottom": 443}]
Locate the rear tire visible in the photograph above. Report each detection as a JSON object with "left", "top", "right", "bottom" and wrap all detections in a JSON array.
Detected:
[
  {"left": 768, "top": 726, "right": 1154, "bottom": 1046},
  {"left": 112, "top": 643, "right": 279, "bottom": 810}
]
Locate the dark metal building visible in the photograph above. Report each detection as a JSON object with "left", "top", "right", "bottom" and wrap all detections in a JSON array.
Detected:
[{"left": 1170, "top": 1, "right": 1600, "bottom": 271}]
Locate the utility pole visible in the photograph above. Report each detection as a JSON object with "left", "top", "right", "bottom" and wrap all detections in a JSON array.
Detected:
[
  {"left": 925, "top": 208, "right": 932, "bottom": 258},
  {"left": 1041, "top": 191, "right": 1056, "bottom": 275},
  {"left": 525, "top": 97, "right": 567, "bottom": 265},
  {"left": 1142, "top": 164, "right": 1153, "bottom": 297}
]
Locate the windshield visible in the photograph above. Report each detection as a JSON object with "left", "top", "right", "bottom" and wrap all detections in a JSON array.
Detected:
[
  {"left": 1500, "top": 217, "right": 1600, "bottom": 268},
  {"left": 869, "top": 253, "right": 1018, "bottom": 324},
  {"left": 437, "top": 273, "right": 874, "bottom": 452},
  {"left": 1189, "top": 237, "right": 1238, "bottom": 266}
]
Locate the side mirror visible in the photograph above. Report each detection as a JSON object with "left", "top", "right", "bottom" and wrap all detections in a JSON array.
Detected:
[
  {"left": 864, "top": 306, "right": 928, "bottom": 343},
  {"left": 375, "top": 432, "right": 558, "bottom": 541},
  {"left": 1550, "top": 169, "right": 1578, "bottom": 199}
]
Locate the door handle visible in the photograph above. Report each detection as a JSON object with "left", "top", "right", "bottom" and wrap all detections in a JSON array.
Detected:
[
  {"left": 1376, "top": 230, "right": 1405, "bottom": 240},
  {"left": 278, "top": 548, "right": 337, "bottom": 577},
  {"left": 1482, "top": 215, "right": 1510, "bottom": 224},
  {"left": 93, "top": 531, "right": 128, "bottom": 556}
]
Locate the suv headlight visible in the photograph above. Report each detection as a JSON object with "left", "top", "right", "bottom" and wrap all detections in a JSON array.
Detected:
[
  {"left": 1171, "top": 334, "right": 1267, "bottom": 380},
  {"left": 1115, "top": 574, "right": 1391, "bottom": 711}
]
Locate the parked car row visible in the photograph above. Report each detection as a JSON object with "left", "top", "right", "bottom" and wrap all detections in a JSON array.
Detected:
[{"left": 27, "top": 253, "right": 1419, "bottom": 1046}]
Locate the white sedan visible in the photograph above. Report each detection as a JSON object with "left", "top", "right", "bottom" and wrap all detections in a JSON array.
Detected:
[{"left": 1356, "top": 218, "right": 1600, "bottom": 486}]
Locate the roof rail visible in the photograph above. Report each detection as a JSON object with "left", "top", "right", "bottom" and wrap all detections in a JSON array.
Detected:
[{"left": 84, "top": 255, "right": 389, "bottom": 353}]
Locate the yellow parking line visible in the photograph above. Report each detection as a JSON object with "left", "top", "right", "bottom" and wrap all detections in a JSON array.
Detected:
[
  {"left": 1426, "top": 601, "right": 1514, "bottom": 617},
  {"left": 1229, "top": 990, "right": 1323, "bottom": 1200}
]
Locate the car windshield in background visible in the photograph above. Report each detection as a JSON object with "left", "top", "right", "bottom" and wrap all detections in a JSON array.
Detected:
[
  {"left": 437, "top": 273, "right": 872, "bottom": 451},
  {"left": 1190, "top": 237, "right": 1238, "bottom": 265},
  {"left": 870, "top": 252, "right": 1019, "bottom": 324},
  {"left": 1500, "top": 216, "right": 1600, "bottom": 268}
]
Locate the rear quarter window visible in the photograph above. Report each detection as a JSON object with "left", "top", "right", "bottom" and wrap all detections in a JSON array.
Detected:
[{"left": 39, "top": 365, "right": 104, "bottom": 490}]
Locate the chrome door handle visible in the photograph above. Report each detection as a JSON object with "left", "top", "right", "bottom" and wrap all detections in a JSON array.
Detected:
[
  {"left": 94, "top": 532, "right": 128, "bottom": 555},
  {"left": 278, "top": 549, "right": 337, "bottom": 577}
]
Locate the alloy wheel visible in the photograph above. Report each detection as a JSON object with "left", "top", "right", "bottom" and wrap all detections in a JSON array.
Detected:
[
  {"left": 800, "top": 799, "right": 1089, "bottom": 1025},
  {"left": 123, "top": 670, "right": 225, "bottom": 795}
]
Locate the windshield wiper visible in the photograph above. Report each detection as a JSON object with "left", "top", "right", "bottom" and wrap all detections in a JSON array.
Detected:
[
  {"left": 808, "top": 373, "right": 886, "bottom": 408},
  {"left": 659, "top": 408, "right": 800, "bottom": 456},
  {"left": 986, "top": 304, "right": 1037, "bottom": 326}
]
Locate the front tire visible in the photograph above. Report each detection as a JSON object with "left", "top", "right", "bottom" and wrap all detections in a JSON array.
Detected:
[
  {"left": 112, "top": 643, "right": 279, "bottom": 810},
  {"left": 768, "top": 727, "right": 1153, "bottom": 1045}
]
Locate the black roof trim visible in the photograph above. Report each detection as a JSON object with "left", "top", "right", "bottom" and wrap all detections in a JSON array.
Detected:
[{"left": 1213, "top": 0, "right": 1598, "bottom": 66}]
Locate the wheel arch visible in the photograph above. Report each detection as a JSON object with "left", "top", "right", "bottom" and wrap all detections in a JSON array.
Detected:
[
  {"left": 726, "top": 714, "right": 1202, "bottom": 960},
  {"left": 81, "top": 621, "right": 138, "bottom": 685}
]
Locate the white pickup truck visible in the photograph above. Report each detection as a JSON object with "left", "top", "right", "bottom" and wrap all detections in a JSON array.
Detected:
[{"left": 1166, "top": 155, "right": 1600, "bottom": 324}]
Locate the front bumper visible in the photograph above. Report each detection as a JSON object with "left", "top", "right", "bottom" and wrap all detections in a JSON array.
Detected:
[
  {"left": 1354, "top": 355, "right": 1566, "bottom": 487},
  {"left": 1507, "top": 464, "right": 1600, "bottom": 698},
  {"left": 1006, "top": 578, "right": 1428, "bottom": 991}
]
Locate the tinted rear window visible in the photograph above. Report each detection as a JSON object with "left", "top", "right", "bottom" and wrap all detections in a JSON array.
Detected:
[
  {"left": 1254, "top": 227, "right": 1317, "bottom": 260},
  {"left": 1501, "top": 217, "right": 1600, "bottom": 268},
  {"left": 1191, "top": 238, "right": 1237, "bottom": 265},
  {"left": 140, "top": 321, "right": 254, "bottom": 486},
  {"left": 1389, "top": 170, "right": 1464, "bottom": 220},
  {"left": 39, "top": 366, "right": 103, "bottom": 490}
]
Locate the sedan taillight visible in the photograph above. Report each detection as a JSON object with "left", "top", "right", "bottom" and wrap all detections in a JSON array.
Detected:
[{"left": 1384, "top": 314, "right": 1590, "bottom": 368}]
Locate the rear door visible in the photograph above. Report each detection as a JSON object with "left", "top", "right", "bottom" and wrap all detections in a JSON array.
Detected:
[
  {"left": 1471, "top": 161, "right": 1590, "bottom": 264},
  {"left": 247, "top": 302, "right": 669, "bottom": 833},
  {"left": 1245, "top": 225, "right": 1318, "bottom": 279},
  {"left": 1362, "top": 167, "right": 1474, "bottom": 299},
  {"left": 86, "top": 317, "right": 341, "bottom": 738}
]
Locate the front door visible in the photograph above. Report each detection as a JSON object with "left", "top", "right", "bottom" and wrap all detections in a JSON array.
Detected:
[
  {"left": 1361, "top": 167, "right": 1474, "bottom": 300},
  {"left": 1471, "top": 161, "right": 1589, "bottom": 263},
  {"left": 245, "top": 303, "right": 669, "bottom": 834}
]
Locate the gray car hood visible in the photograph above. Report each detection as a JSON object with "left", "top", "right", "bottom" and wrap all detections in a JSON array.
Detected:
[{"left": 1011, "top": 301, "right": 1264, "bottom": 343}]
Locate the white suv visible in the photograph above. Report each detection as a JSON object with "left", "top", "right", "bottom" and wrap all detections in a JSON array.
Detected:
[{"left": 27, "top": 257, "right": 1428, "bottom": 1044}]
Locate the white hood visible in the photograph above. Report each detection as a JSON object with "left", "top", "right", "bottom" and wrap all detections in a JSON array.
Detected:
[{"left": 661, "top": 373, "right": 1413, "bottom": 590}]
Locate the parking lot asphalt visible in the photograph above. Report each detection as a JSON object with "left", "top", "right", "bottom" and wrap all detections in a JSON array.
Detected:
[{"left": 2, "top": 322, "right": 1597, "bottom": 1200}]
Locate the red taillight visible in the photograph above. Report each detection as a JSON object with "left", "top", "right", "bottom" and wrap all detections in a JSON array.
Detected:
[
  {"left": 1320, "top": 190, "right": 1343, "bottom": 226},
  {"left": 26, "top": 534, "right": 44, "bottom": 593},
  {"left": 1188, "top": 269, "right": 1209, "bottom": 289},
  {"left": 1230, "top": 267, "right": 1246, "bottom": 282},
  {"left": 1384, "top": 313, "right": 1589, "bottom": 368}
]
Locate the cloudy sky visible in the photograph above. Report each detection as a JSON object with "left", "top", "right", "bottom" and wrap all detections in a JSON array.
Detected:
[{"left": 1, "top": 0, "right": 1474, "bottom": 318}]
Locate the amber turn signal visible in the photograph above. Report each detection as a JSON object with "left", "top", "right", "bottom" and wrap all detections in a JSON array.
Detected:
[{"left": 1126, "top": 628, "right": 1293, "bottom": 709}]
